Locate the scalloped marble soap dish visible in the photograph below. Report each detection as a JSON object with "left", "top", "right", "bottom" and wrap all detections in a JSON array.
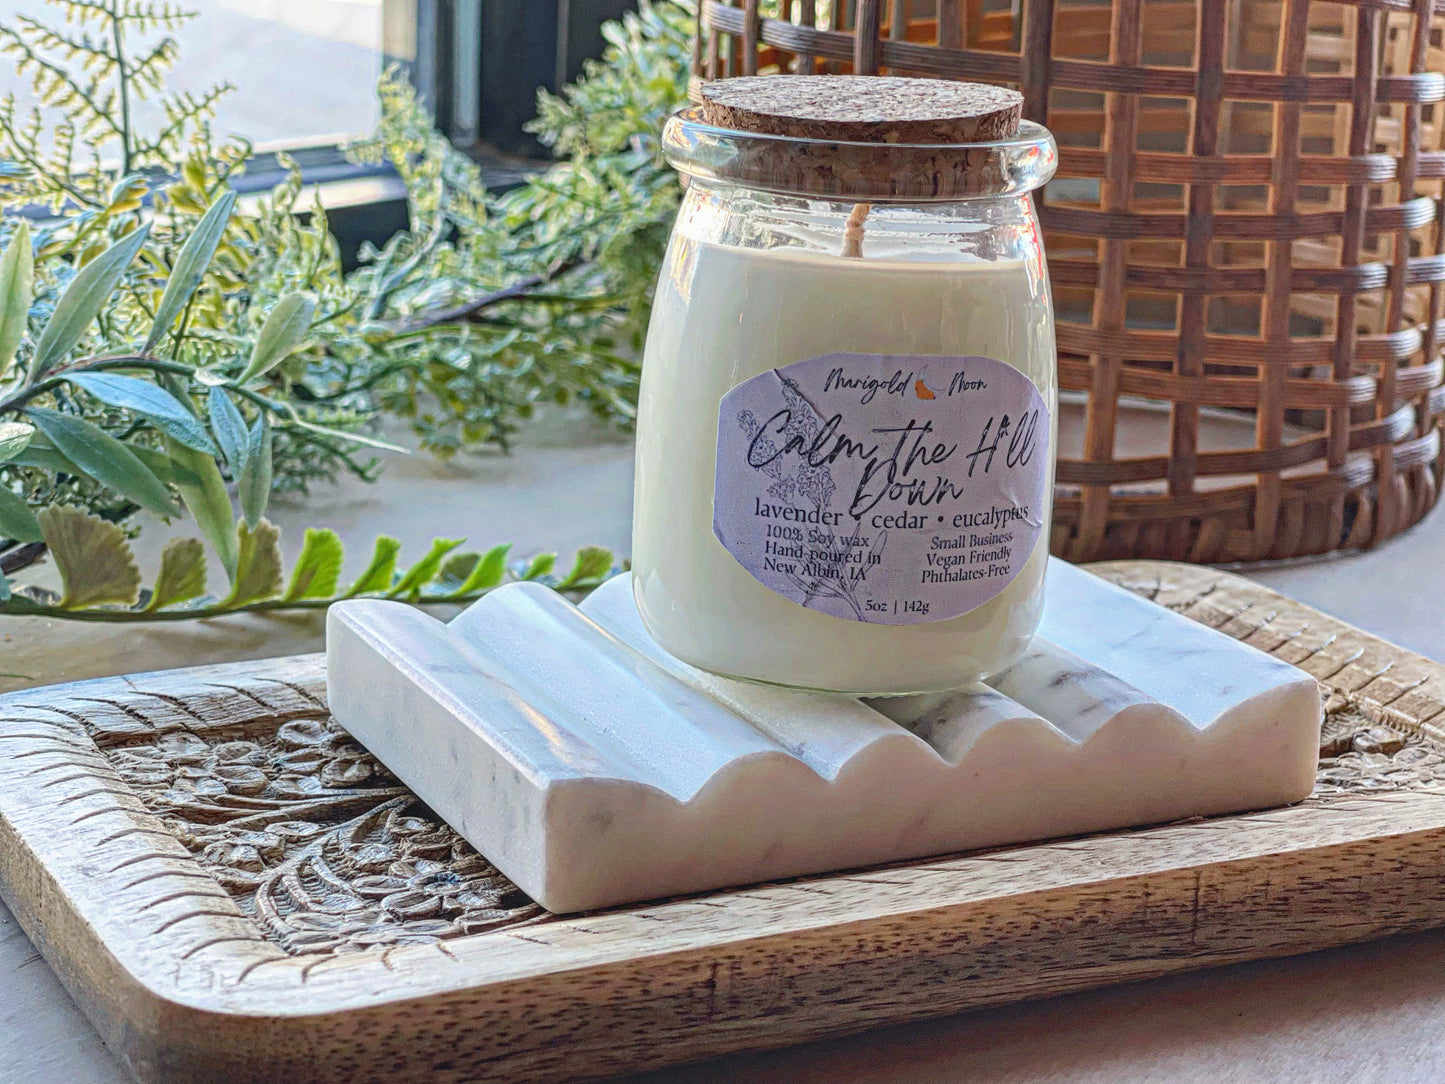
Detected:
[{"left": 326, "top": 560, "right": 1322, "bottom": 913}]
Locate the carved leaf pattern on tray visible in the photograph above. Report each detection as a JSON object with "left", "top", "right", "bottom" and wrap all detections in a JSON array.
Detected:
[
  {"left": 1313, "top": 696, "right": 1445, "bottom": 796},
  {"left": 104, "top": 711, "right": 548, "bottom": 957}
]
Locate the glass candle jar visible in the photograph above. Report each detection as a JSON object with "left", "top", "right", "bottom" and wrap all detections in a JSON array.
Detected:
[{"left": 632, "top": 79, "right": 1058, "bottom": 696}]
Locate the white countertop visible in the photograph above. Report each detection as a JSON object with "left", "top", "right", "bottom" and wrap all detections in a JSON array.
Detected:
[{"left": 2, "top": 415, "right": 1441, "bottom": 1084}]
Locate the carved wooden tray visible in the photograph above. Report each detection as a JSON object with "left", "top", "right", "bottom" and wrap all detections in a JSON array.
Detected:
[{"left": 1, "top": 561, "right": 1443, "bottom": 1084}]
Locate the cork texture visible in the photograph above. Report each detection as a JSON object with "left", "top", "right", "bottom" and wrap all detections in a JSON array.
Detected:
[{"left": 699, "top": 75, "right": 1022, "bottom": 144}]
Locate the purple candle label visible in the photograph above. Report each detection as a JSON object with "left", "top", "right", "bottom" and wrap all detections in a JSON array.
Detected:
[{"left": 713, "top": 352, "right": 1049, "bottom": 625}]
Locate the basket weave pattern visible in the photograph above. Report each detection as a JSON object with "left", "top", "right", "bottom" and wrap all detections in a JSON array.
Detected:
[{"left": 695, "top": 0, "right": 1445, "bottom": 563}]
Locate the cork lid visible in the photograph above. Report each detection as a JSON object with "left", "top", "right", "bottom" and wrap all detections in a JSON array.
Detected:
[
  {"left": 699, "top": 76, "right": 1023, "bottom": 144},
  {"left": 666, "top": 76, "right": 1052, "bottom": 202}
]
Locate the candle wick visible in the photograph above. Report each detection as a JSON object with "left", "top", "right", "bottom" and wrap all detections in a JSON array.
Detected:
[{"left": 841, "top": 202, "right": 871, "bottom": 259}]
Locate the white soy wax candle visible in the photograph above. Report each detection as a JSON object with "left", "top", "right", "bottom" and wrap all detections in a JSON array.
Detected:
[{"left": 633, "top": 77, "right": 1058, "bottom": 695}]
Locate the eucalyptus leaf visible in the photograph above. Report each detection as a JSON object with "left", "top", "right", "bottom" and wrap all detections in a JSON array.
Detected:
[
  {"left": 346, "top": 535, "right": 401, "bottom": 596},
  {"left": 63, "top": 372, "right": 217, "bottom": 454},
  {"left": 6, "top": 431, "right": 80, "bottom": 473},
  {"left": 157, "top": 371, "right": 197, "bottom": 412},
  {"left": 129, "top": 444, "right": 180, "bottom": 487},
  {"left": 26, "top": 407, "right": 178, "bottom": 518},
  {"left": 0, "top": 484, "right": 41, "bottom": 543},
  {"left": 226, "top": 518, "right": 283, "bottom": 606},
  {"left": 27, "top": 224, "right": 151, "bottom": 383},
  {"left": 145, "top": 190, "right": 237, "bottom": 354},
  {"left": 0, "top": 420, "right": 34, "bottom": 463},
  {"left": 167, "top": 439, "right": 238, "bottom": 582},
  {"left": 38, "top": 506, "right": 142, "bottom": 609},
  {"left": 147, "top": 537, "right": 207, "bottom": 611},
  {"left": 0, "top": 218, "right": 33, "bottom": 378},
  {"left": 388, "top": 537, "right": 463, "bottom": 600},
  {"left": 284, "top": 527, "right": 344, "bottom": 601},
  {"left": 238, "top": 413, "right": 272, "bottom": 528},
  {"left": 207, "top": 386, "right": 249, "bottom": 469},
  {"left": 236, "top": 293, "right": 315, "bottom": 385}
]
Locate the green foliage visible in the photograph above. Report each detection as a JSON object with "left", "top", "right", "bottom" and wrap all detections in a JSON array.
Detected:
[
  {"left": 0, "top": 0, "right": 231, "bottom": 206},
  {"left": 284, "top": 527, "right": 343, "bottom": 601},
  {"left": 225, "top": 517, "right": 282, "bottom": 606},
  {"left": 147, "top": 536, "right": 204, "bottom": 610},
  {"left": 0, "top": 0, "right": 668, "bottom": 621},
  {"left": 38, "top": 504, "right": 141, "bottom": 607},
  {"left": 0, "top": 1, "right": 378, "bottom": 533},
  {"left": 2, "top": 505, "right": 620, "bottom": 620},
  {"left": 25, "top": 404, "right": 178, "bottom": 516},
  {"left": 443, "top": 542, "right": 510, "bottom": 597},
  {"left": 342, "top": 0, "right": 693, "bottom": 455},
  {"left": 0, "top": 220, "right": 32, "bottom": 370},
  {"left": 346, "top": 535, "right": 401, "bottom": 596}
]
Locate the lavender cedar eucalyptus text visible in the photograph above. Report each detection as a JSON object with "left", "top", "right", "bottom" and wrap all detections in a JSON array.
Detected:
[{"left": 714, "top": 352, "right": 1050, "bottom": 625}]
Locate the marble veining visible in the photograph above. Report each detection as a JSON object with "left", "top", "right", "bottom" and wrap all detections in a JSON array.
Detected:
[{"left": 326, "top": 559, "right": 1323, "bottom": 913}]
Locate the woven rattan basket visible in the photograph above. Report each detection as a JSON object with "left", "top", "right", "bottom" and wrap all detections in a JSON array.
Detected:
[{"left": 693, "top": 0, "right": 1445, "bottom": 563}]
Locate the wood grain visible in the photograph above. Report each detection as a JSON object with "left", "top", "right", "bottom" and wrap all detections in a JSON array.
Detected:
[{"left": 0, "top": 562, "right": 1443, "bottom": 1084}]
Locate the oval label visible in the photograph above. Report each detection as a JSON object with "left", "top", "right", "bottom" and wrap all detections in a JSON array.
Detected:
[{"left": 713, "top": 352, "right": 1049, "bottom": 625}]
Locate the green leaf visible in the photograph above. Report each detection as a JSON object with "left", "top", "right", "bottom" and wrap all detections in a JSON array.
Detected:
[
  {"left": 284, "top": 527, "right": 344, "bottom": 601},
  {"left": 226, "top": 517, "right": 283, "bottom": 607},
  {"left": 238, "top": 413, "right": 272, "bottom": 528},
  {"left": 282, "top": 415, "right": 408, "bottom": 453},
  {"left": 522, "top": 552, "right": 557, "bottom": 580},
  {"left": 147, "top": 537, "right": 207, "bottom": 611},
  {"left": 345, "top": 534, "right": 401, "bottom": 596},
  {"left": 63, "top": 372, "right": 217, "bottom": 454},
  {"left": 207, "top": 386, "right": 248, "bottom": 469},
  {"left": 167, "top": 439, "right": 238, "bottom": 582},
  {"left": 28, "top": 224, "right": 151, "bottom": 383},
  {"left": 236, "top": 293, "right": 315, "bottom": 385},
  {"left": 158, "top": 371, "right": 196, "bottom": 407},
  {"left": 145, "top": 190, "right": 236, "bottom": 354},
  {"left": 0, "top": 485, "right": 41, "bottom": 543},
  {"left": 7, "top": 431, "right": 79, "bottom": 473},
  {"left": 555, "top": 545, "right": 615, "bottom": 589},
  {"left": 0, "top": 219, "right": 33, "bottom": 378},
  {"left": 0, "top": 420, "right": 34, "bottom": 463},
  {"left": 438, "top": 551, "right": 480, "bottom": 584},
  {"left": 388, "top": 537, "right": 464, "bottom": 600},
  {"left": 26, "top": 407, "right": 178, "bottom": 518},
  {"left": 444, "top": 542, "right": 510, "bottom": 597},
  {"left": 129, "top": 444, "right": 179, "bottom": 486},
  {"left": 38, "top": 506, "right": 142, "bottom": 609}
]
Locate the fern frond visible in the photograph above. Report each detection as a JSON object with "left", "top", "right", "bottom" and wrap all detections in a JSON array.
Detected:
[
  {"left": 118, "top": 0, "right": 196, "bottom": 32},
  {"left": 56, "top": 0, "right": 195, "bottom": 32},
  {"left": 52, "top": 1, "right": 118, "bottom": 30},
  {"left": 12, "top": 14, "right": 117, "bottom": 69},
  {"left": 0, "top": 24, "right": 121, "bottom": 140},
  {"left": 125, "top": 36, "right": 181, "bottom": 96},
  {"left": 133, "top": 82, "right": 231, "bottom": 160},
  {"left": 0, "top": 101, "right": 99, "bottom": 210}
]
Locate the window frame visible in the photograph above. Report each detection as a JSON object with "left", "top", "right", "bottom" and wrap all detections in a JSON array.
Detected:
[{"left": 293, "top": 0, "right": 640, "bottom": 266}]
